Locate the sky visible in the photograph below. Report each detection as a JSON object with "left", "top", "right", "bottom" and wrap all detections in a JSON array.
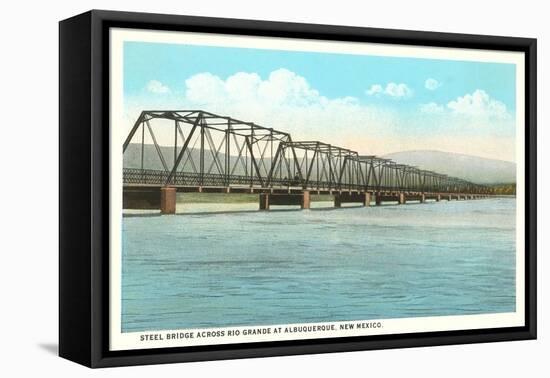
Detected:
[{"left": 122, "top": 41, "right": 517, "bottom": 162}]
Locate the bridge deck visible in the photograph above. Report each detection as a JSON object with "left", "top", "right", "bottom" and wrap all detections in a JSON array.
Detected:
[{"left": 123, "top": 168, "right": 476, "bottom": 195}]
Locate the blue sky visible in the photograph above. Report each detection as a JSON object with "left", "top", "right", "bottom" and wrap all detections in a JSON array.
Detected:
[{"left": 123, "top": 41, "right": 517, "bottom": 161}]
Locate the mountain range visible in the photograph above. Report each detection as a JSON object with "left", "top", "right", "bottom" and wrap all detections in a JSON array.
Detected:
[
  {"left": 123, "top": 144, "right": 516, "bottom": 184},
  {"left": 383, "top": 150, "right": 515, "bottom": 184}
]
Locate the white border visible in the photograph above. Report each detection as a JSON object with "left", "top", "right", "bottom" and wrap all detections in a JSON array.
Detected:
[{"left": 109, "top": 28, "right": 526, "bottom": 351}]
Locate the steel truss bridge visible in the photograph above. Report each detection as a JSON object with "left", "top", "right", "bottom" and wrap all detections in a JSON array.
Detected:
[{"left": 123, "top": 110, "right": 492, "bottom": 213}]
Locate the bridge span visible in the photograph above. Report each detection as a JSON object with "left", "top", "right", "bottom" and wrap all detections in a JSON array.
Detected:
[{"left": 122, "top": 110, "right": 493, "bottom": 214}]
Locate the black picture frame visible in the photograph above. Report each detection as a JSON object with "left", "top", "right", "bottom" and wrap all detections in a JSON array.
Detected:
[{"left": 59, "top": 9, "right": 537, "bottom": 368}]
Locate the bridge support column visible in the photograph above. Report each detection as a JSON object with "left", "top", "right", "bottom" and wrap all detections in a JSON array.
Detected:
[
  {"left": 301, "top": 191, "right": 311, "bottom": 209},
  {"left": 398, "top": 193, "right": 406, "bottom": 205},
  {"left": 436, "top": 194, "right": 441, "bottom": 202},
  {"left": 420, "top": 193, "right": 426, "bottom": 203},
  {"left": 160, "top": 187, "right": 177, "bottom": 214},
  {"left": 375, "top": 193, "right": 382, "bottom": 206},
  {"left": 364, "top": 192, "right": 371, "bottom": 207},
  {"left": 259, "top": 194, "right": 270, "bottom": 210}
]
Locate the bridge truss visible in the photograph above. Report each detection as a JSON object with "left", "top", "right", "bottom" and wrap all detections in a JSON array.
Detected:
[{"left": 122, "top": 110, "right": 490, "bottom": 194}]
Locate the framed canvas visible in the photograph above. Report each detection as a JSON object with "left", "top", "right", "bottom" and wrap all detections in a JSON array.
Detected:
[{"left": 59, "top": 10, "right": 537, "bottom": 368}]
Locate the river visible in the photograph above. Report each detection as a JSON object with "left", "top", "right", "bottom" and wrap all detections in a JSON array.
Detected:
[{"left": 121, "top": 198, "right": 516, "bottom": 332}]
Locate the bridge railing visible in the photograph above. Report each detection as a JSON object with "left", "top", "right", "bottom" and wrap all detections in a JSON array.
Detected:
[
  {"left": 123, "top": 168, "right": 488, "bottom": 194},
  {"left": 124, "top": 168, "right": 358, "bottom": 190}
]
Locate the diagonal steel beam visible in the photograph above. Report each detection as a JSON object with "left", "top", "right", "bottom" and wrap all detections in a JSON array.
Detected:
[
  {"left": 123, "top": 111, "right": 144, "bottom": 152},
  {"left": 165, "top": 113, "right": 202, "bottom": 185},
  {"left": 245, "top": 136, "right": 264, "bottom": 187},
  {"left": 145, "top": 120, "right": 169, "bottom": 173}
]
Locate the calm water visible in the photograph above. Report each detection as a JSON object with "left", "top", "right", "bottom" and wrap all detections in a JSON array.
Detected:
[{"left": 121, "top": 198, "right": 516, "bottom": 332}]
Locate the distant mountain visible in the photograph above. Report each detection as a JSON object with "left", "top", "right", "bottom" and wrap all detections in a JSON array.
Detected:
[
  {"left": 123, "top": 144, "right": 252, "bottom": 176},
  {"left": 382, "top": 150, "right": 516, "bottom": 184},
  {"left": 124, "top": 144, "right": 516, "bottom": 185}
]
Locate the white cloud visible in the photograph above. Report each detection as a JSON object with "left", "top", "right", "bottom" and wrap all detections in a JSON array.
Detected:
[
  {"left": 420, "top": 102, "right": 445, "bottom": 114},
  {"left": 419, "top": 90, "right": 511, "bottom": 121},
  {"left": 185, "top": 68, "right": 331, "bottom": 107},
  {"left": 181, "top": 68, "right": 396, "bottom": 149},
  {"left": 366, "top": 82, "right": 412, "bottom": 98},
  {"left": 146, "top": 80, "right": 171, "bottom": 94},
  {"left": 366, "top": 84, "right": 383, "bottom": 96},
  {"left": 447, "top": 89, "right": 510, "bottom": 119},
  {"left": 124, "top": 71, "right": 516, "bottom": 161},
  {"left": 424, "top": 78, "right": 441, "bottom": 90}
]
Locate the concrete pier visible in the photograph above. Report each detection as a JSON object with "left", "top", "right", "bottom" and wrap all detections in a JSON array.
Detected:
[
  {"left": 259, "top": 193, "right": 269, "bottom": 210},
  {"left": 123, "top": 184, "right": 492, "bottom": 214},
  {"left": 398, "top": 193, "right": 406, "bottom": 205},
  {"left": 365, "top": 192, "right": 371, "bottom": 207},
  {"left": 302, "top": 190, "right": 311, "bottom": 209},
  {"left": 160, "top": 187, "right": 177, "bottom": 214}
]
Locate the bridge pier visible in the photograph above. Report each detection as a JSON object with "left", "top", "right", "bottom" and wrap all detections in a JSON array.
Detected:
[
  {"left": 302, "top": 191, "right": 311, "bottom": 209},
  {"left": 160, "top": 187, "right": 177, "bottom": 214},
  {"left": 259, "top": 191, "right": 310, "bottom": 210},
  {"left": 436, "top": 194, "right": 441, "bottom": 202},
  {"left": 398, "top": 193, "right": 406, "bottom": 205},
  {"left": 365, "top": 192, "right": 371, "bottom": 207},
  {"left": 420, "top": 193, "right": 426, "bottom": 203},
  {"left": 259, "top": 193, "right": 269, "bottom": 210}
]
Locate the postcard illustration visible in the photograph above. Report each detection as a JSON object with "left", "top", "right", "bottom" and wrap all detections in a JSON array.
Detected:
[{"left": 108, "top": 29, "right": 525, "bottom": 350}]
